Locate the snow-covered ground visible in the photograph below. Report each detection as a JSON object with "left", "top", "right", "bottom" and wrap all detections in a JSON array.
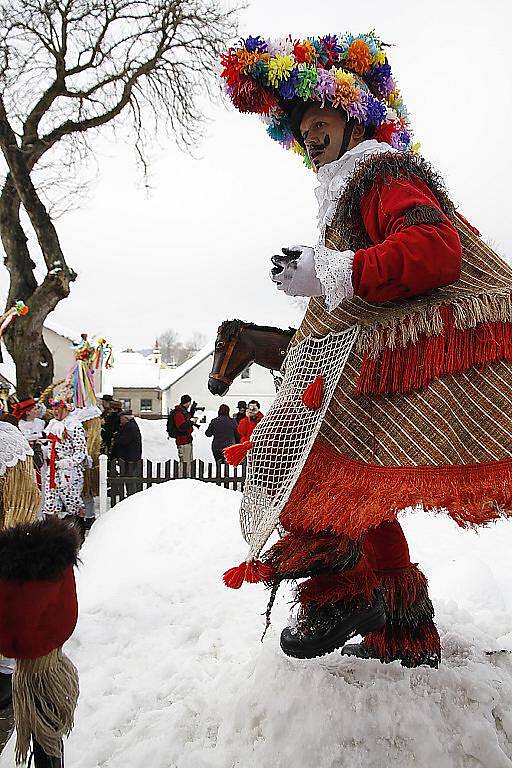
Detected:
[
  {"left": 137, "top": 413, "right": 228, "bottom": 465},
  {"left": 4, "top": 483, "right": 512, "bottom": 767}
]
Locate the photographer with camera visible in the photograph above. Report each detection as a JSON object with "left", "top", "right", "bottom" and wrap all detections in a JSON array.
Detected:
[{"left": 167, "top": 394, "right": 199, "bottom": 469}]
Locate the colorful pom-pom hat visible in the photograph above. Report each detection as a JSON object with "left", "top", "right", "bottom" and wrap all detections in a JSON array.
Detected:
[{"left": 220, "top": 32, "right": 412, "bottom": 166}]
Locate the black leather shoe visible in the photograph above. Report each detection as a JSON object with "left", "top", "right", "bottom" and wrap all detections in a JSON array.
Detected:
[{"left": 280, "top": 590, "right": 387, "bottom": 659}]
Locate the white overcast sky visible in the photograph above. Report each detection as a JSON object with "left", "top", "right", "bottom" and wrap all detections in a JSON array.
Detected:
[{"left": 1, "top": 0, "right": 511, "bottom": 350}]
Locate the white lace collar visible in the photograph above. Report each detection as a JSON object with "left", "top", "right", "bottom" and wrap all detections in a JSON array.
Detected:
[
  {"left": 0, "top": 422, "right": 33, "bottom": 476},
  {"left": 45, "top": 414, "right": 76, "bottom": 439},
  {"left": 314, "top": 140, "right": 398, "bottom": 233}
]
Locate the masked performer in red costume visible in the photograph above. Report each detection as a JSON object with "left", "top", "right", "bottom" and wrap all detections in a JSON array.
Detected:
[{"left": 219, "top": 33, "right": 512, "bottom": 668}]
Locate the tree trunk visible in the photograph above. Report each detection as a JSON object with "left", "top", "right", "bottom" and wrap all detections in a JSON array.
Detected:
[{"left": 0, "top": 175, "right": 56, "bottom": 397}]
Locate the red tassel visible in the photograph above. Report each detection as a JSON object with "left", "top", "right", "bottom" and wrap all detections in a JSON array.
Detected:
[
  {"left": 302, "top": 375, "right": 324, "bottom": 409},
  {"left": 223, "top": 441, "right": 254, "bottom": 466},
  {"left": 245, "top": 559, "right": 275, "bottom": 583},
  {"left": 223, "top": 559, "right": 274, "bottom": 588},
  {"left": 223, "top": 562, "right": 247, "bottom": 589}
]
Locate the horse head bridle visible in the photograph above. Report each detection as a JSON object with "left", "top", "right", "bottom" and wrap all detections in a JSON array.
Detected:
[{"left": 209, "top": 327, "right": 242, "bottom": 387}]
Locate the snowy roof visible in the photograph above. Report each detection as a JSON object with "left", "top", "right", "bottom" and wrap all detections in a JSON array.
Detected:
[
  {"left": 108, "top": 342, "right": 215, "bottom": 392},
  {"left": 43, "top": 319, "right": 83, "bottom": 344},
  {"left": 160, "top": 341, "right": 215, "bottom": 390},
  {"left": 108, "top": 351, "right": 165, "bottom": 389}
]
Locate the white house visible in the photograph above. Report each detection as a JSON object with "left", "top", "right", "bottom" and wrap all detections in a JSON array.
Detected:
[{"left": 106, "top": 341, "right": 278, "bottom": 418}]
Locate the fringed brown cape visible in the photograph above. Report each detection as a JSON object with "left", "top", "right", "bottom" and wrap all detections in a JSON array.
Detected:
[{"left": 287, "top": 151, "right": 512, "bottom": 536}]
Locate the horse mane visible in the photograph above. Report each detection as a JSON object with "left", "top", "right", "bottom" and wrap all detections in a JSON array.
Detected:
[{"left": 218, "top": 319, "right": 296, "bottom": 340}]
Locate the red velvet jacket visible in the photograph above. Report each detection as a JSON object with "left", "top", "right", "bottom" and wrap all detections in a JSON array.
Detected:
[{"left": 352, "top": 176, "right": 462, "bottom": 302}]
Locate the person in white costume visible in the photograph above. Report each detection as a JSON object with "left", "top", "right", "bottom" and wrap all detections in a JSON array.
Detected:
[{"left": 43, "top": 400, "right": 87, "bottom": 525}]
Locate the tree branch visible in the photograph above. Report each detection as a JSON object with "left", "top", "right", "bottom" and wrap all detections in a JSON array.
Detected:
[{"left": 0, "top": 93, "right": 75, "bottom": 280}]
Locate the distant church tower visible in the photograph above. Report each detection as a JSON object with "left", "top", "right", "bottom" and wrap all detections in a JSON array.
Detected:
[{"left": 150, "top": 339, "right": 162, "bottom": 366}]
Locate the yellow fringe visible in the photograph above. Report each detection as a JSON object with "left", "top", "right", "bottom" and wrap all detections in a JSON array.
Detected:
[
  {"left": 83, "top": 416, "right": 100, "bottom": 499},
  {"left": 13, "top": 648, "right": 79, "bottom": 764},
  {"left": 1, "top": 457, "right": 41, "bottom": 531}
]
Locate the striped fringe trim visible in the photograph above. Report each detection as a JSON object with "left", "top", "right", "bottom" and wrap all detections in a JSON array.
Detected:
[
  {"left": 281, "top": 441, "right": 512, "bottom": 540},
  {"left": 364, "top": 564, "right": 441, "bottom": 668},
  {"left": 358, "top": 293, "right": 512, "bottom": 358},
  {"left": 358, "top": 303, "right": 512, "bottom": 395}
]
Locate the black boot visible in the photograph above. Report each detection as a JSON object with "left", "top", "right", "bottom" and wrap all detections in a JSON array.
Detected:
[
  {"left": 340, "top": 642, "right": 376, "bottom": 660},
  {"left": 0, "top": 672, "right": 14, "bottom": 755},
  {"left": 280, "top": 590, "right": 387, "bottom": 659},
  {"left": 32, "top": 738, "right": 64, "bottom": 767}
]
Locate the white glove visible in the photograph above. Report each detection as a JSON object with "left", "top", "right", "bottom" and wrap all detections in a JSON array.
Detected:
[
  {"left": 56, "top": 457, "right": 73, "bottom": 469},
  {"left": 313, "top": 244, "right": 355, "bottom": 311},
  {"left": 270, "top": 246, "right": 324, "bottom": 298}
]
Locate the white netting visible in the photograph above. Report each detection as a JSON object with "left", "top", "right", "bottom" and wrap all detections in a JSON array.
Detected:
[{"left": 240, "top": 325, "right": 359, "bottom": 560}]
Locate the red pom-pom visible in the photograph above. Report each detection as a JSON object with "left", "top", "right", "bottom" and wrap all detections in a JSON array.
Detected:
[
  {"left": 302, "top": 375, "right": 324, "bottom": 409},
  {"left": 375, "top": 121, "right": 398, "bottom": 145},
  {"left": 245, "top": 559, "right": 275, "bottom": 583},
  {"left": 223, "top": 441, "right": 254, "bottom": 466},
  {"left": 229, "top": 78, "right": 279, "bottom": 115}
]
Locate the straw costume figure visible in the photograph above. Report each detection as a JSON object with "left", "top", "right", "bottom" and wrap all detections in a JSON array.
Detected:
[
  {"left": 220, "top": 33, "right": 512, "bottom": 667},
  {"left": 0, "top": 421, "right": 79, "bottom": 766}
]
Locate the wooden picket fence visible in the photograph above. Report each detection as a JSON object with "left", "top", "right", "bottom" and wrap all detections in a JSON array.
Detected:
[{"left": 106, "top": 457, "right": 246, "bottom": 507}]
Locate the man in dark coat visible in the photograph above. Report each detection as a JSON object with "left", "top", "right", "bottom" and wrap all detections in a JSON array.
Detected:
[
  {"left": 100, "top": 395, "right": 122, "bottom": 457},
  {"left": 234, "top": 401, "right": 247, "bottom": 425},
  {"left": 205, "top": 404, "right": 240, "bottom": 464},
  {"left": 111, "top": 412, "right": 142, "bottom": 495}
]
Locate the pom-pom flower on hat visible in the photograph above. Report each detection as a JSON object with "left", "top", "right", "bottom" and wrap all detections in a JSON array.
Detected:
[{"left": 219, "top": 31, "right": 413, "bottom": 164}]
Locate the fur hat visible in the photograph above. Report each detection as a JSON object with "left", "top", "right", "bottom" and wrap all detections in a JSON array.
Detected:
[{"left": 0, "top": 517, "right": 79, "bottom": 659}]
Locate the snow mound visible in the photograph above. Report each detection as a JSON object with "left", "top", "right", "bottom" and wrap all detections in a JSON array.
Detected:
[{"left": 4, "top": 483, "right": 512, "bottom": 767}]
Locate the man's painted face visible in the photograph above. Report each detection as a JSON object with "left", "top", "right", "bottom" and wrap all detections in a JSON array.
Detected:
[{"left": 299, "top": 105, "right": 348, "bottom": 170}]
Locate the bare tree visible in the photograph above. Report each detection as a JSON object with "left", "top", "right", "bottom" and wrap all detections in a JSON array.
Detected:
[
  {"left": 157, "top": 326, "right": 207, "bottom": 365},
  {"left": 158, "top": 327, "right": 180, "bottom": 364},
  {"left": 0, "top": 0, "right": 238, "bottom": 397},
  {"left": 187, "top": 329, "right": 207, "bottom": 351}
]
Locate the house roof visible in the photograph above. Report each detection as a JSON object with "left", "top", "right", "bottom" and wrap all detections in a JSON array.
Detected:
[
  {"left": 109, "top": 351, "right": 164, "bottom": 390},
  {"left": 43, "top": 319, "right": 83, "bottom": 345},
  {"left": 108, "top": 341, "right": 215, "bottom": 392},
  {"left": 160, "top": 341, "right": 215, "bottom": 390}
]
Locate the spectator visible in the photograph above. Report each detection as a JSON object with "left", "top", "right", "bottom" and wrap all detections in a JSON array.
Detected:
[
  {"left": 169, "top": 394, "right": 195, "bottom": 468},
  {"left": 234, "top": 400, "right": 247, "bottom": 425},
  {"left": 111, "top": 411, "right": 142, "bottom": 496},
  {"left": 205, "top": 404, "right": 240, "bottom": 464},
  {"left": 100, "top": 395, "right": 122, "bottom": 456},
  {"left": 238, "top": 400, "right": 264, "bottom": 442}
]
